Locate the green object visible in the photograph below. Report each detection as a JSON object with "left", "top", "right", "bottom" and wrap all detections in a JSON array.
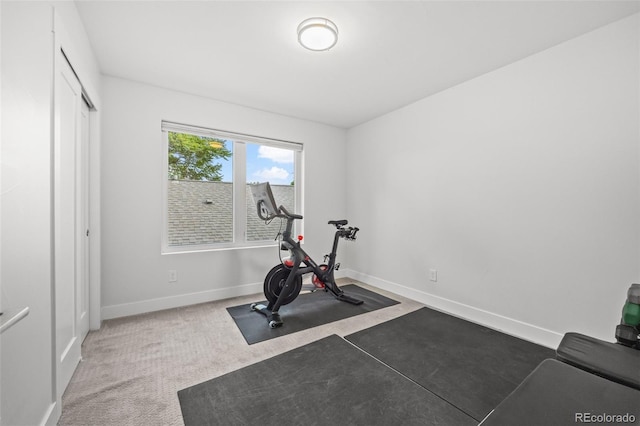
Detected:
[{"left": 622, "top": 302, "right": 640, "bottom": 327}]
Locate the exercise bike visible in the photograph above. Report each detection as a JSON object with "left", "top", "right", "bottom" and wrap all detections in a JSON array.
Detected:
[{"left": 249, "top": 182, "right": 363, "bottom": 328}]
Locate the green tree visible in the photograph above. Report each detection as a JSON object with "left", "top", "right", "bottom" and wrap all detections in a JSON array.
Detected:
[{"left": 168, "top": 132, "right": 232, "bottom": 181}]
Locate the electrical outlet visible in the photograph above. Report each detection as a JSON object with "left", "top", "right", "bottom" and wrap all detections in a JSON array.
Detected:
[
  {"left": 429, "top": 269, "right": 437, "bottom": 282},
  {"left": 168, "top": 270, "right": 178, "bottom": 283}
]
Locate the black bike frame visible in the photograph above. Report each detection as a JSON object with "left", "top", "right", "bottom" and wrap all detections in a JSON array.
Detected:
[{"left": 270, "top": 206, "right": 356, "bottom": 313}]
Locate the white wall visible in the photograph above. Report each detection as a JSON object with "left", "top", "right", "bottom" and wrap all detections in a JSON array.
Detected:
[
  {"left": 1, "top": 2, "right": 100, "bottom": 424},
  {"left": 100, "top": 76, "right": 348, "bottom": 318},
  {"left": 346, "top": 14, "right": 640, "bottom": 348},
  {"left": 1, "top": 3, "right": 54, "bottom": 424}
]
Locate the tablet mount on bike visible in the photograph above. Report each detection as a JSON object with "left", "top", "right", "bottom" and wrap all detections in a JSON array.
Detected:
[{"left": 249, "top": 182, "right": 363, "bottom": 328}]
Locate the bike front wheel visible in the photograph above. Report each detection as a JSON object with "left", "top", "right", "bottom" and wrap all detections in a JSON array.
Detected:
[{"left": 264, "top": 264, "right": 302, "bottom": 306}]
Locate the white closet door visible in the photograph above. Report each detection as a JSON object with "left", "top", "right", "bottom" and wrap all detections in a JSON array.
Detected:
[
  {"left": 77, "top": 98, "right": 90, "bottom": 343},
  {"left": 54, "top": 51, "right": 86, "bottom": 396}
]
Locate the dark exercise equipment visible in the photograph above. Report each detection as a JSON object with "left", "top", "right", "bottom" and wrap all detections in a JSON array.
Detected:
[
  {"left": 249, "top": 182, "right": 363, "bottom": 328},
  {"left": 554, "top": 284, "right": 640, "bottom": 390},
  {"left": 482, "top": 284, "right": 640, "bottom": 425},
  {"left": 556, "top": 332, "right": 640, "bottom": 390},
  {"left": 479, "top": 359, "right": 639, "bottom": 426},
  {"left": 615, "top": 283, "right": 640, "bottom": 349}
]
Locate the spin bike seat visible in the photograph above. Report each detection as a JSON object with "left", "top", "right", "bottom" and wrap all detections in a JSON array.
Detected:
[{"left": 328, "top": 220, "right": 348, "bottom": 227}]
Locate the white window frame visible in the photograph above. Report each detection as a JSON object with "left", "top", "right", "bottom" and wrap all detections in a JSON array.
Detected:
[{"left": 161, "top": 121, "right": 303, "bottom": 253}]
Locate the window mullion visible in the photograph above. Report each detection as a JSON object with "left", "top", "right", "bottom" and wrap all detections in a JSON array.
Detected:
[
  {"left": 161, "top": 131, "right": 170, "bottom": 250},
  {"left": 295, "top": 150, "right": 303, "bottom": 238},
  {"left": 233, "top": 142, "right": 247, "bottom": 243}
]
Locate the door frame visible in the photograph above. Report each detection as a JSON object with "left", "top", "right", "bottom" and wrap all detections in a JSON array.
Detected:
[{"left": 47, "top": 9, "right": 102, "bottom": 425}]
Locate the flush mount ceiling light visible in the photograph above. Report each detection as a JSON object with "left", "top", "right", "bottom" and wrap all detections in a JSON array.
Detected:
[{"left": 297, "top": 17, "right": 338, "bottom": 51}]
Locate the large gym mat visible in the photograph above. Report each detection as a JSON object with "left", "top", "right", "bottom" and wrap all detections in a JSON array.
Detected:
[
  {"left": 480, "top": 359, "right": 640, "bottom": 426},
  {"left": 227, "top": 284, "right": 399, "bottom": 344},
  {"left": 178, "top": 334, "right": 475, "bottom": 426},
  {"left": 345, "top": 307, "right": 555, "bottom": 422}
]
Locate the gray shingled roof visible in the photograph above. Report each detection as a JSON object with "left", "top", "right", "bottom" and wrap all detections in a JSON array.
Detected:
[{"left": 168, "top": 181, "right": 295, "bottom": 246}]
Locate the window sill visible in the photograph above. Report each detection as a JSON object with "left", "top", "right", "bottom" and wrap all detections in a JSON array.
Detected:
[{"left": 161, "top": 240, "right": 283, "bottom": 255}]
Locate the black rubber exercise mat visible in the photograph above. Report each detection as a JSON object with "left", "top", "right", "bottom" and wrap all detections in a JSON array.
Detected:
[
  {"left": 345, "top": 307, "right": 555, "bottom": 422},
  {"left": 227, "top": 284, "right": 399, "bottom": 344},
  {"left": 178, "top": 334, "right": 475, "bottom": 426}
]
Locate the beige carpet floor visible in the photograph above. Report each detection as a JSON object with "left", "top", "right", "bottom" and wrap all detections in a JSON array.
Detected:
[{"left": 59, "top": 280, "right": 423, "bottom": 426}]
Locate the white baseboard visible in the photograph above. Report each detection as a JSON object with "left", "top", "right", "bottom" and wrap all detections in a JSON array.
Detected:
[
  {"left": 345, "top": 269, "right": 563, "bottom": 349},
  {"left": 101, "top": 270, "right": 562, "bottom": 348},
  {"left": 40, "top": 401, "right": 59, "bottom": 426},
  {"left": 101, "top": 282, "right": 263, "bottom": 320}
]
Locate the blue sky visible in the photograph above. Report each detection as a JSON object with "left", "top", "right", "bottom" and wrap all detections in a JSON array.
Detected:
[{"left": 218, "top": 142, "right": 294, "bottom": 185}]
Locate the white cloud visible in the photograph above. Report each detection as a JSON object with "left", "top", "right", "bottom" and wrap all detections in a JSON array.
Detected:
[
  {"left": 253, "top": 167, "right": 290, "bottom": 183},
  {"left": 258, "top": 146, "right": 294, "bottom": 164}
]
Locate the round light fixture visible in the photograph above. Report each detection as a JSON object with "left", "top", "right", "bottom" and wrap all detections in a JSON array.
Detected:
[{"left": 297, "top": 17, "right": 338, "bottom": 51}]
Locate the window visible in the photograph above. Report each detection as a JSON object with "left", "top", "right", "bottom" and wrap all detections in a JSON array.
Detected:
[{"left": 162, "top": 121, "right": 302, "bottom": 252}]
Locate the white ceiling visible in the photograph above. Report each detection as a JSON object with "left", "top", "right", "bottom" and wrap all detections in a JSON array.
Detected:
[{"left": 75, "top": 1, "right": 640, "bottom": 129}]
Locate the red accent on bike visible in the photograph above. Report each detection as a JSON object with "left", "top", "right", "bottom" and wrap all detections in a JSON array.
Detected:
[
  {"left": 312, "top": 276, "right": 326, "bottom": 289},
  {"left": 284, "top": 259, "right": 294, "bottom": 267},
  {"left": 297, "top": 235, "right": 303, "bottom": 241},
  {"left": 312, "top": 265, "right": 328, "bottom": 289}
]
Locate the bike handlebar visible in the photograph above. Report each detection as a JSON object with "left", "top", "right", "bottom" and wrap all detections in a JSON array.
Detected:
[
  {"left": 257, "top": 200, "right": 358, "bottom": 240},
  {"left": 339, "top": 226, "right": 359, "bottom": 240},
  {"left": 255, "top": 201, "right": 303, "bottom": 221},
  {"left": 279, "top": 205, "right": 303, "bottom": 220},
  {"left": 350, "top": 227, "right": 360, "bottom": 239}
]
